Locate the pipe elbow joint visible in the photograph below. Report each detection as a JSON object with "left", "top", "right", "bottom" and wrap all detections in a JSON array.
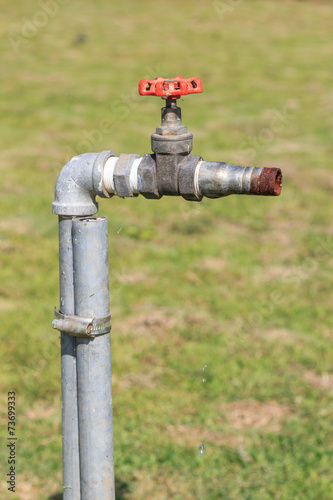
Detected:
[{"left": 52, "top": 150, "right": 116, "bottom": 216}]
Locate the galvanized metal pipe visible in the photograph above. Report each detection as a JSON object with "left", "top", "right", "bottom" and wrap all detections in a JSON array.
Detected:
[
  {"left": 196, "top": 161, "right": 282, "bottom": 198},
  {"left": 72, "top": 217, "right": 115, "bottom": 500},
  {"left": 58, "top": 216, "right": 80, "bottom": 500}
]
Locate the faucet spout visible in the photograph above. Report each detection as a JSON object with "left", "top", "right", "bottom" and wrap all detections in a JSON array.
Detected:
[{"left": 197, "top": 161, "right": 282, "bottom": 199}]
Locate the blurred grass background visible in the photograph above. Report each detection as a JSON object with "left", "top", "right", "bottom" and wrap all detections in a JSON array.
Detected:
[{"left": 0, "top": 0, "right": 333, "bottom": 498}]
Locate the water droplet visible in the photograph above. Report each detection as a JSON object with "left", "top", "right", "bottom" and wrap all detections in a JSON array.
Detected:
[
  {"left": 202, "top": 378, "right": 206, "bottom": 383},
  {"left": 198, "top": 444, "right": 206, "bottom": 456}
]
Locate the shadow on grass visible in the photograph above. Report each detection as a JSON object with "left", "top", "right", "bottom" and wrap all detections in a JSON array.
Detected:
[{"left": 48, "top": 478, "right": 131, "bottom": 500}]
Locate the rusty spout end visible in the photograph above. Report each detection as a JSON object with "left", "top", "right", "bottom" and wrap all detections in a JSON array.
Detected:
[{"left": 251, "top": 167, "right": 282, "bottom": 196}]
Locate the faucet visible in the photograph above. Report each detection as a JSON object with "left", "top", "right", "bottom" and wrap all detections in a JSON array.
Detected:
[
  {"left": 52, "top": 76, "right": 283, "bottom": 500},
  {"left": 53, "top": 76, "right": 282, "bottom": 215}
]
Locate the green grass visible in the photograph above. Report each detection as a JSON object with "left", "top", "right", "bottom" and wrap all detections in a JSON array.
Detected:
[{"left": 1, "top": 0, "right": 333, "bottom": 498}]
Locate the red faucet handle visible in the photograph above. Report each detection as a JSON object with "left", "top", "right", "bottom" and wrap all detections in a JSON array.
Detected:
[{"left": 138, "top": 76, "right": 203, "bottom": 99}]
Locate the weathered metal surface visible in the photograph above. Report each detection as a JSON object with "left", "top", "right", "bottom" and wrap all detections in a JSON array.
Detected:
[
  {"left": 156, "top": 102, "right": 188, "bottom": 135},
  {"left": 52, "top": 308, "right": 111, "bottom": 338},
  {"left": 178, "top": 154, "right": 203, "bottom": 201},
  {"left": 113, "top": 153, "right": 140, "bottom": 198},
  {"left": 58, "top": 216, "right": 80, "bottom": 500},
  {"left": 197, "top": 161, "right": 282, "bottom": 198},
  {"left": 154, "top": 152, "right": 183, "bottom": 195},
  {"left": 151, "top": 132, "right": 193, "bottom": 155},
  {"left": 137, "top": 153, "right": 161, "bottom": 199},
  {"left": 72, "top": 217, "right": 115, "bottom": 500},
  {"left": 52, "top": 151, "right": 116, "bottom": 216},
  {"left": 250, "top": 167, "right": 282, "bottom": 196}
]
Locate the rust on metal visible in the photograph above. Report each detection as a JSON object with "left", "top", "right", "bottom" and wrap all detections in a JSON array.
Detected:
[{"left": 251, "top": 167, "right": 282, "bottom": 196}]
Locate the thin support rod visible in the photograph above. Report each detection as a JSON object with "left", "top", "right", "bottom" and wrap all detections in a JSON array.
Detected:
[
  {"left": 72, "top": 217, "right": 115, "bottom": 500},
  {"left": 58, "top": 216, "right": 80, "bottom": 500}
]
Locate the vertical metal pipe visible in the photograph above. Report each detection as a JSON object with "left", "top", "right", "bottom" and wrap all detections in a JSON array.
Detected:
[
  {"left": 58, "top": 216, "right": 80, "bottom": 500},
  {"left": 72, "top": 217, "right": 115, "bottom": 500}
]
